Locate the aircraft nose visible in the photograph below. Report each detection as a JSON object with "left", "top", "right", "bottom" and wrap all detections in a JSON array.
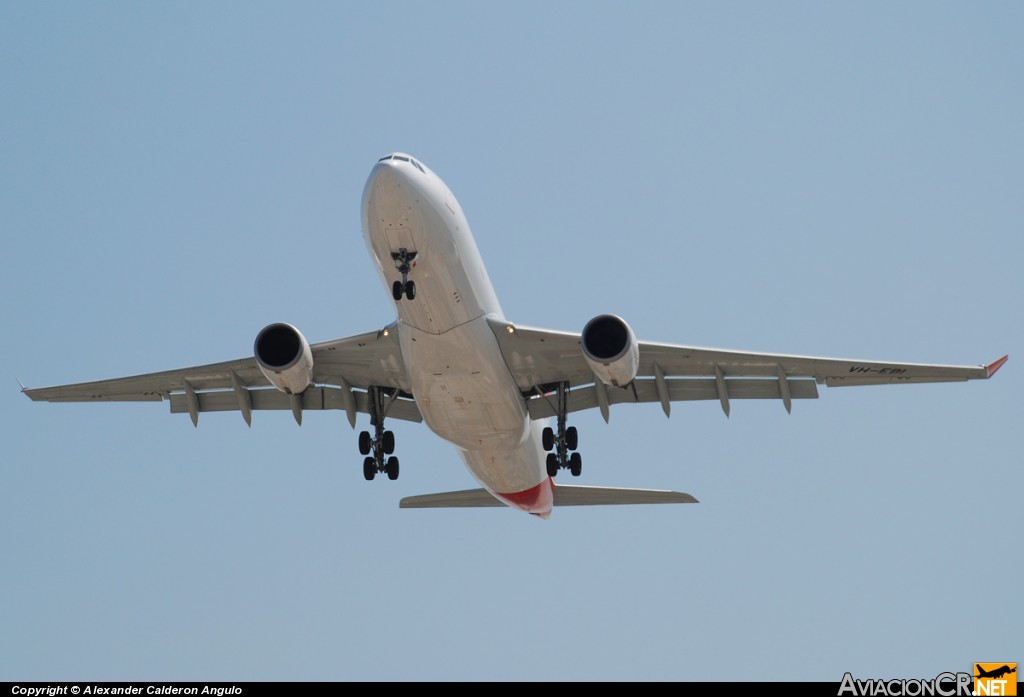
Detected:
[
  {"left": 364, "top": 159, "right": 417, "bottom": 212},
  {"left": 362, "top": 157, "right": 428, "bottom": 241}
]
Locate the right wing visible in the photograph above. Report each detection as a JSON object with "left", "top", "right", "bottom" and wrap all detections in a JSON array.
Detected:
[
  {"left": 488, "top": 319, "right": 1006, "bottom": 420},
  {"left": 22, "top": 323, "right": 419, "bottom": 426}
]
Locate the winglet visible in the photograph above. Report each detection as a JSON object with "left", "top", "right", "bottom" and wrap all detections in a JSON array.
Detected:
[
  {"left": 986, "top": 354, "right": 1009, "bottom": 378},
  {"left": 16, "top": 378, "right": 27, "bottom": 393}
]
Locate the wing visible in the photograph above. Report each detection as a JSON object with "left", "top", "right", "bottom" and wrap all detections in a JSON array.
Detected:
[
  {"left": 22, "top": 323, "right": 420, "bottom": 426},
  {"left": 487, "top": 319, "right": 1007, "bottom": 420}
]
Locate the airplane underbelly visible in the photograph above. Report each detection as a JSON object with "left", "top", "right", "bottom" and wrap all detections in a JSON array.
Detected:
[
  {"left": 364, "top": 157, "right": 545, "bottom": 505},
  {"left": 402, "top": 317, "right": 528, "bottom": 451},
  {"left": 400, "top": 318, "right": 547, "bottom": 497}
]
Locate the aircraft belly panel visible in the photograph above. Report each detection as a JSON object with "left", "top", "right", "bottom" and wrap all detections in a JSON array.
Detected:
[{"left": 402, "top": 317, "right": 529, "bottom": 451}]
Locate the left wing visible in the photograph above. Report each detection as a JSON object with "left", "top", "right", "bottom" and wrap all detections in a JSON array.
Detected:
[
  {"left": 487, "top": 319, "right": 1007, "bottom": 420},
  {"left": 23, "top": 324, "right": 420, "bottom": 426}
]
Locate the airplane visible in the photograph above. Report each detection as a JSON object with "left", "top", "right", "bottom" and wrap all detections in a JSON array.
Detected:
[
  {"left": 976, "top": 665, "right": 1017, "bottom": 680},
  {"left": 23, "top": 153, "right": 1008, "bottom": 518}
]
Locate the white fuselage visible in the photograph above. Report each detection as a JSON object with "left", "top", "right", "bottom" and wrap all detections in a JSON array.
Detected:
[{"left": 361, "top": 155, "right": 553, "bottom": 515}]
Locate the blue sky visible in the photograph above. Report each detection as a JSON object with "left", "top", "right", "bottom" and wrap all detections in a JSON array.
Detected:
[{"left": 2, "top": 2, "right": 1020, "bottom": 681}]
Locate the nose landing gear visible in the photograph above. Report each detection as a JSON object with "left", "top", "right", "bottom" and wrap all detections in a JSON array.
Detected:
[
  {"left": 391, "top": 248, "right": 418, "bottom": 301},
  {"left": 542, "top": 382, "right": 582, "bottom": 478}
]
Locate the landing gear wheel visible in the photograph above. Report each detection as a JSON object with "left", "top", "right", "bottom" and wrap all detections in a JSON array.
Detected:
[
  {"left": 546, "top": 453, "right": 559, "bottom": 477},
  {"left": 358, "top": 431, "right": 372, "bottom": 455},
  {"left": 542, "top": 427, "right": 554, "bottom": 452},
  {"left": 382, "top": 430, "right": 395, "bottom": 455},
  {"left": 363, "top": 456, "right": 376, "bottom": 481},
  {"left": 569, "top": 452, "right": 582, "bottom": 477},
  {"left": 391, "top": 249, "right": 418, "bottom": 302},
  {"left": 385, "top": 456, "right": 400, "bottom": 481},
  {"left": 565, "top": 426, "right": 578, "bottom": 451}
]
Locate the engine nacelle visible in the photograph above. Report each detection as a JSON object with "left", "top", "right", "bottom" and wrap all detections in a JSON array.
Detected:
[
  {"left": 581, "top": 314, "right": 639, "bottom": 387},
  {"left": 254, "top": 323, "right": 314, "bottom": 395}
]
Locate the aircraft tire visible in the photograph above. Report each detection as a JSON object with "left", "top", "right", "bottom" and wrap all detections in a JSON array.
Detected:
[
  {"left": 565, "top": 426, "right": 578, "bottom": 451},
  {"left": 546, "top": 453, "right": 559, "bottom": 477},
  {"left": 569, "top": 452, "right": 582, "bottom": 477}
]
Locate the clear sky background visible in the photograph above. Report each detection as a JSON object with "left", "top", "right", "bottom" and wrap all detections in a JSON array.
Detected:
[{"left": 2, "top": 2, "right": 1020, "bottom": 682}]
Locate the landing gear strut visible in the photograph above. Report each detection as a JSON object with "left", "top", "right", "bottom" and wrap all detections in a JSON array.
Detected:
[
  {"left": 542, "top": 382, "right": 582, "bottom": 477},
  {"left": 359, "top": 386, "right": 400, "bottom": 481},
  {"left": 391, "top": 248, "right": 418, "bottom": 301}
]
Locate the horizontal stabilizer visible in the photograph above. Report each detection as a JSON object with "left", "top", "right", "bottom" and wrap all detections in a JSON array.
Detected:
[
  {"left": 399, "top": 485, "right": 698, "bottom": 509},
  {"left": 554, "top": 485, "right": 698, "bottom": 506},
  {"left": 400, "top": 488, "right": 506, "bottom": 508}
]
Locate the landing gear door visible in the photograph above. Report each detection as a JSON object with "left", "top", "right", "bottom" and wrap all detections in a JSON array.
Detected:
[{"left": 385, "top": 227, "right": 418, "bottom": 257}]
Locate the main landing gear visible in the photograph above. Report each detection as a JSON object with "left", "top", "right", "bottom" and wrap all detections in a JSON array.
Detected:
[
  {"left": 543, "top": 382, "right": 582, "bottom": 478},
  {"left": 359, "top": 386, "right": 400, "bottom": 481},
  {"left": 391, "top": 247, "right": 418, "bottom": 301}
]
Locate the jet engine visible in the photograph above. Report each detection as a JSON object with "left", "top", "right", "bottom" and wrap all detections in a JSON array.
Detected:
[
  {"left": 581, "top": 314, "right": 639, "bottom": 387},
  {"left": 254, "top": 323, "right": 314, "bottom": 394}
]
